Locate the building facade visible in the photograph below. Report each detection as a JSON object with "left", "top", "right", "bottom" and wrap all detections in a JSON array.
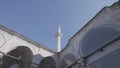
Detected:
[
  {"left": 0, "top": 25, "right": 57, "bottom": 68},
  {"left": 59, "top": 1, "right": 120, "bottom": 68}
]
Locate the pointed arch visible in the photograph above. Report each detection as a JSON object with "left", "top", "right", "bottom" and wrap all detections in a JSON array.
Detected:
[
  {"left": 60, "top": 53, "right": 76, "bottom": 68},
  {"left": 39, "top": 57, "right": 56, "bottom": 68},
  {"left": 81, "top": 25, "right": 120, "bottom": 57},
  {"left": 1, "top": 46, "right": 33, "bottom": 68}
]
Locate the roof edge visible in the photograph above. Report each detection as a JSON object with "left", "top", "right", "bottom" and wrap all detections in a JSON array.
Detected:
[
  {"left": 60, "top": 1, "right": 119, "bottom": 53},
  {"left": 0, "top": 24, "right": 56, "bottom": 53}
]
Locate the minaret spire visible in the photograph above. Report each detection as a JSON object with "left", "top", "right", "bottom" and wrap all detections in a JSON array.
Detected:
[{"left": 55, "top": 26, "right": 62, "bottom": 52}]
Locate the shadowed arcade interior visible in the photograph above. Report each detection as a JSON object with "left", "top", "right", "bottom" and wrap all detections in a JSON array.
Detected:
[
  {"left": 38, "top": 57, "right": 56, "bottom": 68},
  {"left": 60, "top": 53, "right": 76, "bottom": 68},
  {"left": 1, "top": 46, "right": 33, "bottom": 68}
]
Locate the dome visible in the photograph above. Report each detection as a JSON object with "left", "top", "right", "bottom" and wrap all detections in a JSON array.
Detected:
[{"left": 81, "top": 25, "right": 120, "bottom": 57}]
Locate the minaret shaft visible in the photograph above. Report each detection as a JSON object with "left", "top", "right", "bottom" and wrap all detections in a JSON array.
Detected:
[
  {"left": 55, "top": 27, "right": 62, "bottom": 52},
  {"left": 56, "top": 36, "right": 61, "bottom": 52}
]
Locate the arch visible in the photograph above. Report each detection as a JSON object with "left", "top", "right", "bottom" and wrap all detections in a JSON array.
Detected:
[
  {"left": 32, "top": 54, "right": 43, "bottom": 68},
  {"left": 1, "top": 46, "right": 33, "bottom": 68},
  {"left": 38, "top": 57, "right": 56, "bottom": 68},
  {"left": 60, "top": 53, "right": 76, "bottom": 68},
  {"left": 81, "top": 25, "right": 120, "bottom": 57}
]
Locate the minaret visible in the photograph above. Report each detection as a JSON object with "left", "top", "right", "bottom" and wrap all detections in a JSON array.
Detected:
[{"left": 55, "top": 26, "right": 62, "bottom": 52}]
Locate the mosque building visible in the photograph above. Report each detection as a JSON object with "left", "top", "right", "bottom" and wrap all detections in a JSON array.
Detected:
[{"left": 0, "top": 1, "right": 120, "bottom": 68}]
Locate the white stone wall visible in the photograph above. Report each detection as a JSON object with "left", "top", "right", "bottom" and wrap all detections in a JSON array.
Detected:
[
  {"left": 0, "top": 29, "right": 55, "bottom": 55},
  {"left": 0, "top": 25, "right": 56, "bottom": 67}
]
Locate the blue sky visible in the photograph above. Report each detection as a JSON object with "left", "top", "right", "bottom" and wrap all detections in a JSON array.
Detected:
[{"left": 0, "top": 0, "right": 118, "bottom": 51}]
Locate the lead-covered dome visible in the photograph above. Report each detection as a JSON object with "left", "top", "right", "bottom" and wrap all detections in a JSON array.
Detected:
[{"left": 81, "top": 25, "right": 120, "bottom": 57}]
